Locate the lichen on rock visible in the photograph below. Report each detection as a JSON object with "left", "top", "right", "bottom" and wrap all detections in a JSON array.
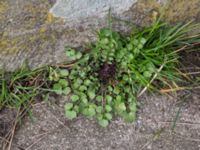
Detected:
[{"left": 0, "top": 0, "right": 200, "bottom": 71}]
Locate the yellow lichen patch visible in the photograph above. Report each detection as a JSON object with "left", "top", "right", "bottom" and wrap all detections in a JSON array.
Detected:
[
  {"left": 46, "top": 12, "right": 55, "bottom": 23},
  {"left": 0, "top": 1, "right": 7, "bottom": 13},
  {"left": 0, "top": 36, "right": 23, "bottom": 55},
  {"left": 135, "top": 0, "right": 200, "bottom": 24},
  {"left": 0, "top": 27, "right": 60, "bottom": 56},
  {"left": 0, "top": 1, "right": 8, "bottom": 21},
  {"left": 163, "top": 0, "right": 200, "bottom": 23}
]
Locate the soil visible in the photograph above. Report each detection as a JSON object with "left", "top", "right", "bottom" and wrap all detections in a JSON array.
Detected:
[
  {"left": 1, "top": 91, "right": 198, "bottom": 150},
  {"left": 0, "top": 108, "right": 16, "bottom": 146}
]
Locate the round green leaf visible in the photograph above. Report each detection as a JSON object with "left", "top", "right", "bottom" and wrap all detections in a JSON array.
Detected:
[
  {"left": 79, "top": 85, "right": 87, "bottom": 92},
  {"left": 98, "top": 119, "right": 109, "bottom": 127},
  {"left": 65, "top": 110, "right": 77, "bottom": 120},
  {"left": 101, "top": 38, "right": 109, "bottom": 44},
  {"left": 63, "top": 87, "right": 71, "bottom": 95},
  {"left": 76, "top": 52, "right": 82, "bottom": 59},
  {"left": 105, "top": 105, "right": 112, "bottom": 112},
  {"left": 96, "top": 106, "right": 103, "bottom": 113},
  {"left": 58, "top": 79, "right": 68, "bottom": 87},
  {"left": 53, "top": 83, "right": 62, "bottom": 95},
  {"left": 127, "top": 44, "right": 133, "bottom": 50},
  {"left": 113, "top": 87, "right": 120, "bottom": 94},
  {"left": 105, "top": 113, "right": 112, "bottom": 120},
  {"left": 71, "top": 95, "right": 79, "bottom": 102},
  {"left": 140, "top": 38, "right": 147, "bottom": 44},
  {"left": 87, "top": 90, "right": 96, "bottom": 100},
  {"left": 123, "top": 112, "right": 136, "bottom": 123},
  {"left": 105, "top": 95, "right": 112, "bottom": 102},
  {"left": 59, "top": 69, "right": 69, "bottom": 77},
  {"left": 129, "top": 102, "right": 137, "bottom": 112},
  {"left": 96, "top": 96, "right": 103, "bottom": 102},
  {"left": 84, "top": 79, "right": 91, "bottom": 86},
  {"left": 65, "top": 103, "right": 73, "bottom": 110}
]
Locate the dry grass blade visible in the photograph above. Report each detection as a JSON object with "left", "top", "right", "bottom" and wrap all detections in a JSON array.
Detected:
[
  {"left": 160, "top": 86, "right": 200, "bottom": 93},
  {"left": 138, "top": 62, "right": 165, "bottom": 97}
]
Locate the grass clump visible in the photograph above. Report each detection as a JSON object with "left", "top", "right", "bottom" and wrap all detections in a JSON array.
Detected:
[
  {"left": 0, "top": 64, "right": 50, "bottom": 110},
  {"left": 52, "top": 20, "right": 200, "bottom": 127}
]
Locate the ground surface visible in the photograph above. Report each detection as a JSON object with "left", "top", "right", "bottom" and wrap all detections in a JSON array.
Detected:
[
  {"left": 1, "top": 0, "right": 200, "bottom": 150},
  {"left": 2, "top": 91, "right": 198, "bottom": 150}
]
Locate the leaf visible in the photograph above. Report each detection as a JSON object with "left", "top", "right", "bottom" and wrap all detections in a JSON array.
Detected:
[
  {"left": 72, "top": 82, "right": 80, "bottom": 89},
  {"left": 133, "top": 39, "right": 139, "bottom": 45},
  {"left": 105, "top": 95, "right": 112, "bottom": 102},
  {"left": 123, "top": 112, "right": 136, "bottom": 123},
  {"left": 76, "top": 52, "right": 82, "bottom": 59},
  {"left": 82, "top": 107, "right": 95, "bottom": 117},
  {"left": 116, "top": 95, "right": 122, "bottom": 101},
  {"left": 105, "top": 105, "right": 112, "bottom": 112},
  {"left": 129, "top": 102, "right": 137, "bottom": 112},
  {"left": 113, "top": 87, "right": 120, "bottom": 94},
  {"left": 96, "top": 106, "right": 103, "bottom": 113},
  {"left": 119, "top": 103, "right": 126, "bottom": 111},
  {"left": 140, "top": 38, "right": 147, "bottom": 44},
  {"left": 65, "top": 110, "right": 77, "bottom": 120},
  {"left": 79, "top": 85, "right": 87, "bottom": 92},
  {"left": 82, "top": 97, "right": 88, "bottom": 104},
  {"left": 73, "top": 105, "right": 79, "bottom": 113},
  {"left": 88, "top": 107, "right": 96, "bottom": 117},
  {"left": 98, "top": 119, "right": 109, "bottom": 127},
  {"left": 87, "top": 90, "right": 96, "bottom": 99},
  {"left": 101, "top": 38, "right": 109, "bottom": 44},
  {"left": 58, "top": 79, "right": 68, "bottom": 87},
  {"left": 108, "top": 86, "right": 113, "bottom": 92},
  {"left": 63, "top": 87, "right": 71, "bottom": 95},
  {"left": 65, "top": 48, "right": 75, "bottom": 57},
  {"left": 96, "top": 95, "right": 103, "bottom": 102},
  {"left": 65, "top": 103, "right": 73, "bottom": 110},
  {"left": 105, "top": 113, "right": 112, "bottom": 120},
  {"left": 71, "top": 95, "right": 79, "bottom": 102},
  {"left": 115, "top": 102, "right": 126, "bottom": 113},
  {"left": 100, "top": 28, "right": 112, "bottom": 37},
  {"left": 143, "top": 71, "right": 152, "bottom": 78},
  {"left": 59, "top": 69, "right": 69, "bottom": 77},
  {"left": 127, "top": 44, "right": 133, "bottom": 50},
  {"left": 123, "top": 75, "right": 129, "bottom": 82},
  {"left": 76, "top": 78, "right": 83, "bottom": 84},
  {"left": 53, "top": 83, "right": 62, "bottom": 95}
]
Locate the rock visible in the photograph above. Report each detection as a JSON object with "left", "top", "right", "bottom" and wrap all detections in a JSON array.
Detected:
[
  {"left": 50, "top": 0, "right": 137, "bottom": 22},
  {"left": 0, "top": 0, "right": 200, "bottom": 71}
]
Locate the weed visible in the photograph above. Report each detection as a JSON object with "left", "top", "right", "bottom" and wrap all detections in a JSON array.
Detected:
[{"left": 51, "top": 20, "right": 200, "bottom": 127}]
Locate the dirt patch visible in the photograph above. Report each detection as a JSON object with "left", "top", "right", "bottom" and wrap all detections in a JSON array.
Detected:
[
  {"left": 0, "top": 108, "right": 16, "bottom": 147},
  {"left": 7, "top": 92, "right": 200, "bottom": 150}
]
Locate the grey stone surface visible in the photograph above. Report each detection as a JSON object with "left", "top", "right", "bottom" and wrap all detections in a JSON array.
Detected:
[
  {"left": 0, "top": 0, "right": 200, "bottom": 71},
  {"left": 50, "top": 0, "right": 137, "bottom": 21},
  {"left": 10, "top": 92, "right": 200, "bottom": 150}
]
